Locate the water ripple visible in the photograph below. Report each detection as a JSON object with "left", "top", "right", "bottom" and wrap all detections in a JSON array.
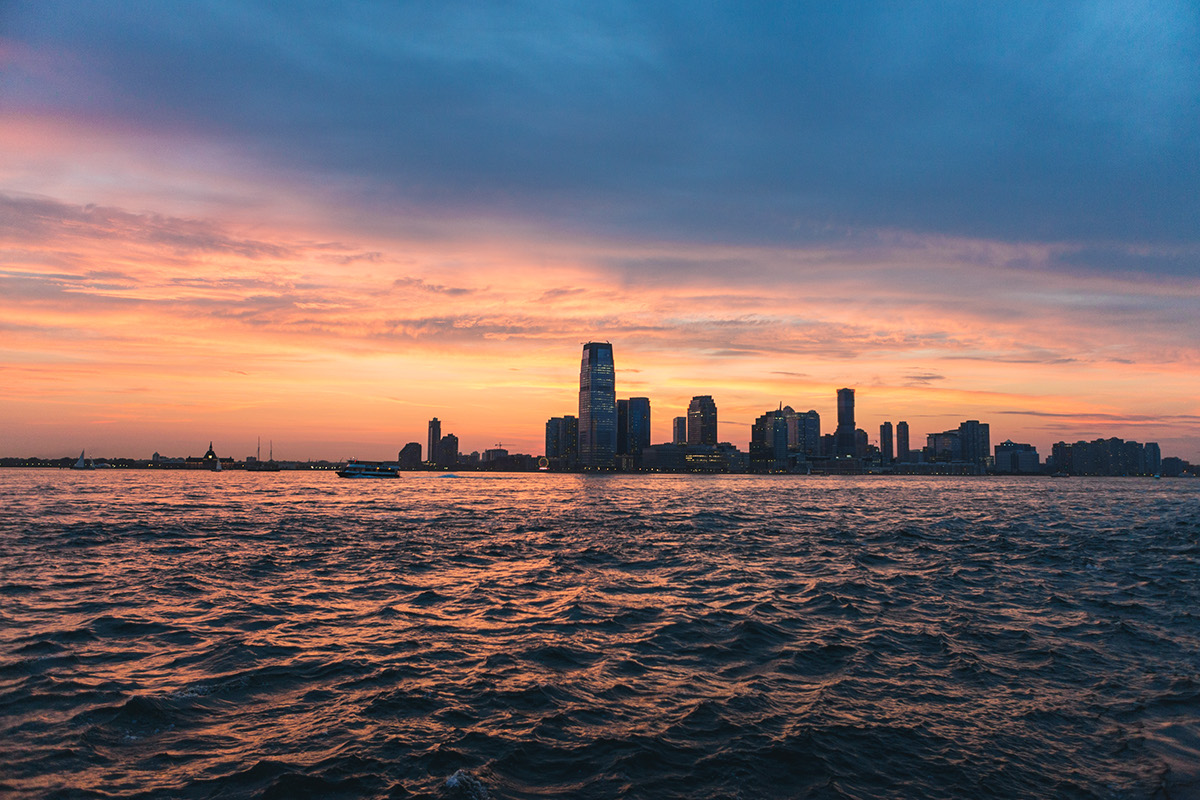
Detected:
[{"left": 1, "top": 471, "right": 1198, "bottom": 798}]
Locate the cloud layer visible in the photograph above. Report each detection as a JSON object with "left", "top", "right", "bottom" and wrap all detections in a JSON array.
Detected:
[{"left": 1, "top": 2, "right": 1197, "bottom": 459}]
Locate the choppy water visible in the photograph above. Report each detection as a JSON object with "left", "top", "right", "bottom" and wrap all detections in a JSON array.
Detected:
[{"left": 1, "top": 471, "right": 1198, "bottom": 799}]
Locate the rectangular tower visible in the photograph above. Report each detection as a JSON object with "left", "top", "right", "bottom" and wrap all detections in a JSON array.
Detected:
[
  {"left": 897, "top": 421, "right": 910, "bottom": 462},
  {"left": 880, "top": 421, "right": 893, "bottom": 463},
  {"left": 578, "top": 342, "right": 617, "bottom": 468},
  {"left": 687, "top": 395, "right": 718, "bottom": 446},
  {"left": 427, "top": 417, "right": 441, "bottom": 465},
  {"left": 834, "top": 388, "right": 856, "bottom": 457},
  {"left": 673, "top": 416, "right": 687, "bottom": 445},
  {"left": 627, "top": 397, "right": 651, "bottom": 457}
]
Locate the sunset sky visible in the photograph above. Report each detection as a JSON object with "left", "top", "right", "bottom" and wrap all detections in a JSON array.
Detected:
[{"left": 2, "top": 2, "right": 1198, "bottom": 462}]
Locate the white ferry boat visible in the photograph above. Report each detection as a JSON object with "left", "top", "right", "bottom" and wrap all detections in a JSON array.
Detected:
[{"left": 336, "top": 461, "right": 400, "bottom": 479}]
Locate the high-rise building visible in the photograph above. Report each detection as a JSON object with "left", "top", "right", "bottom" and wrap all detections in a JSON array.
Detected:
[
  {"left": 958, "top": 420, "right": 990, "bottom": 467},
  {"left": 897, "top": 421, "right": 910, "bottom": 461},
  {"left": 673, "top": 416, "right": 687, "bottom": 445},
  {"left": 427, "top": 418, "right": 441, "bottom": 465},
  {"left": 687, "top": 395, "right": 718, "bottom": 446},
  {"left": 617, "top": 399, "right": 629, "bottom": 456},
  {"left": 834, "top": 388, "right": 856, "bottom": 457},
  {"left": 994, "top": 440, "right": 1040, "bottom": 473},
  {"left": 1146, "top": 442, "right": 1162, "bottom": 474},
  {"left": 578, "top": 342, "right": 617, "bottom": 468},
  {"left": 438, "top": 434, "right": 459, "bottom": 468},
  {"left": 750, "top": 408, "right": 790, "bottom": 471},
  {"left": 626, "top": 397, "right": 651, "bottom": 458},
  {"left": 398, "top": 442, "right": 422, "bottom": 469},
  {"left": 880, "top": 421, "right": 894, "bottom": 464},
  {"left": 546, "top": 416, "right": 580, "bottom": 461},
  {"left": 798, "top": 410, "right": 821, "bottom": 457}
]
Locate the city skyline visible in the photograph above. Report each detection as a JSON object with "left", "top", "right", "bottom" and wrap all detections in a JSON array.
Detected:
[{"left": 2, "top": 4, "right": 1198, "bottom": 462}]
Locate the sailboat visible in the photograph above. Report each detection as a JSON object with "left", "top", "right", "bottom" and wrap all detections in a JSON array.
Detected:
[
  {"left": 247, "top": 438, "right": 281, "bottom": 472},
  {"left": 71, "top": 450, "right": 94, "bottom": 470}
]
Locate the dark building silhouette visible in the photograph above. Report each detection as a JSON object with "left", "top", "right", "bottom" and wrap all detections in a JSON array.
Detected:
[
  {"left": 927, "top": 430, "right": 961, "bottom": 462},
  {"left": 797, "top": 410, "right": 821, "bottom": 457},
  {"left": 1050, "top": 437, "right": 1162, "bottom": 476},
  {"left": 880, "top": 421, "right": 893, "bottom": 464},
  {"left": 673, "top": 416, "right": 687, "bottom": 445},
  {"left": 994, "top": 440, "right": 1039, "bottom": 473},
  {"left": 897, "top": 421, "right": 910, "bottom": 461},
  {"left": 617, "top": 399, "right": 629, "bottom": 456},
  {"left": 626, "top": 397, "right": 651, "bottom": 460},
  {"left": 958, "top": 420, "right": 990, "bottom": 467},
  {"left": 578, "top": 342, "right": 617, "bottom": 468},
  {"left": 750, "top": 408, "right": 790, "bottom": 471},
  {"left": 834, "top": 388, "right": 856, "bottom": 457},
  {"left": 545, "top": 415, "right": 579, "bottom": 461},
  {"left": 427, "top": 418, "right": 441, "bottom": 465},
  {"left": 398, "top": 442, "right": 422, "bottom": 469},
  {"left": 855, "top": 428, "right": 869, "bottom": 458},
  {"left": 438, "top": 434, "right": 459, "bottom": 468},
  {"left": 687, "top": 395, "right": 718, "bottom": 446}
]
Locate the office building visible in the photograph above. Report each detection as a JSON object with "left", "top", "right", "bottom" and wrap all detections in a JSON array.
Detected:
[
  {"left": 398, "top": 442, "right": 422, "bottom": 469},
  {"left": 880, "top": 421, "right": 893, "bottom": 464},
  {"left": 834, "top": 388, "right": 856, "bottom": 457},
  {"left": 994, "top": 441, "right": 1040, "bottom": 473},
  {"left": 578, "top": 342, "right": 617, "bottom": 468},
  {"left": 427, "top": 418, "right": 441, "bottom": 465},
  {"left": 897, "top": 421, "right": 910, "bottom": 462},
  {"left": 958, "top": 420, "right": 990, "bottom": 467},
  {"left": 750, "top": 408, "right": 790, "bottom": 471},
  {"left": 437, "top": 434, "right": 459, "bottom": 468},
  {"left": 617, "top": 400, "right": 629, "bottom": 456},
  {"left": 798, "top": 410, "right": 821, "bottom": 457},
  {"left": 545, "top": 416, "right": 579, "bottom": 462},
  {"left": 687, "top": 395, "right": 718, "bottom": 446},
  {"left": 626, "top": 397, "right": 651, "bottom": 458},
  {"left": 673, "top": 416, "right": 687, "bottom": 445}
]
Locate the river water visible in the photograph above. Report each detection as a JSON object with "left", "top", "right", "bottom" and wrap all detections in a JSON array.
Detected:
[{"left": 1, "top": 471, "right": 1198, "bottom": 799}]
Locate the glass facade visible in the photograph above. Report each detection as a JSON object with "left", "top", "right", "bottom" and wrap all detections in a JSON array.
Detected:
[
  {"left": 687, "top": 395, "right": 717, "bottom": 446},
  {"left": 578, "top": 342, "right": 616, "bottom": 468}
]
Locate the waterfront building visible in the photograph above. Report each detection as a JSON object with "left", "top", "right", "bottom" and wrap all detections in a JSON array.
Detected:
[
  {"left": 641, "top": 442, "right": 746, "bottom": 473},
  {"left": 545, "top": 415, "right": 580, "bottom": 462},
  {"left": 798, "top": 410, "right": 821, "bottom": 457},
  {"left": 626, "top": 397, "right": 651, "bottom": 459},
  {"left": 834, "top": 388, "right": 856, "bottom": 457},
  {"left": 1050, "top": 437, "right": 1162, "bottom": 476},
  {"left": 616, "top": 400, "right": 629, "bottom": 456},
  {"left": 880, "top": 421, "right": 894, "bottom": 464},
  {"left": 897, "top": 421, "right": 910, "bottom": 462},
  {"left": 687, "top": 395, "right": 718, "bottom": 446},
  {"left": 578, "top": 342, "right": 617, "bottom": 468},
  {"left": 927, "top": 431, "right": 962, "bottom": 462},
  {"left": 994, "top": 440, "right": 1040, "bottom": 474},
  {"left": 958, "top": 420, "right": 991, "bottom": 467},
  {"left": 438, "top": 434, "right": 459, "bottom": 468},
  {"left": 1146, "top": 442, "right": 1162, "bottom": 474},
  {"left": 427, "top": 418, "right": 441, "bottom": 466},
  {"left": 750, "top": 408, "right": 790, "bottom": 472},
  {"left": 398, "top": 442, "right": 422, "bottom": 469},
  {"left": 673, "top": 416, "right": 687, "bottom": 445}
]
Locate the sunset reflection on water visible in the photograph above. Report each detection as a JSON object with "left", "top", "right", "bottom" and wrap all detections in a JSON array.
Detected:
[{"left": 1, "top": 471, "right": 1198, "bottom": 798}]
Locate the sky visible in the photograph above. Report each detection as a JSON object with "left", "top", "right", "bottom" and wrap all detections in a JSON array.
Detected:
[{"left": 2, "top": 1, "right": 1198, "bottom": 462}]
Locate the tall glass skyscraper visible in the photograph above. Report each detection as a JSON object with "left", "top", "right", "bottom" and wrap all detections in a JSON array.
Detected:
[
  {"left": 834, "top": 388, "right": 856, "bottom": 457},
  {"left": 687, "top": 395, "right": 718, "bottom": 445},
  {"left": 578, "top": 342, "right": 616, "bottom": 468}
]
